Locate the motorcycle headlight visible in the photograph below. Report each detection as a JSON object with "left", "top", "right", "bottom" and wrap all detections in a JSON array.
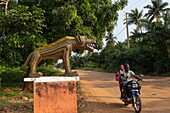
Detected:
[{"left": 132, "top": 84, "right": 138, "bottom": 88}]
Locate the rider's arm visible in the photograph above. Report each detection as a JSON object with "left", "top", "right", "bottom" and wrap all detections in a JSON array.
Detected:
[
  {"left": 120, "top": 72, "right": 127, "bottom": 81},
  {"left": 130, "top": 71, "right": 142, "bottom": 80}
]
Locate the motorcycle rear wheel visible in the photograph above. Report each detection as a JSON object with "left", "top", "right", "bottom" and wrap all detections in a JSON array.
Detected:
[{"left": 133, "top": 95, "right": 142, "bottom": 113}]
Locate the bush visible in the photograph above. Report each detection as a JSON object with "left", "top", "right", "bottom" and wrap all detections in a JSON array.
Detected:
[
  {"left": 0, "top": 66, "right": 64, "bottom": 88},
  {"left": 0, "top": 67, "right": 26, "bottom": 83},
  {"left": 37, "top": 66, "right": 64, "bottom": 76},
  {"left": 0, "top": 67, "right": 26, "bottom": 88}
]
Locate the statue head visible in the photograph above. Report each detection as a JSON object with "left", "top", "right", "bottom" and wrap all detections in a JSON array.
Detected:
[{"left": 76, "top": 35, "right": 98, "bottom": 52}]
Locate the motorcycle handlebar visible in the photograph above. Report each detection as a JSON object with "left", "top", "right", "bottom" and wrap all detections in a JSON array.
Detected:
[{"left": 138, "top": 79, "right": 144, "bottom": 82}]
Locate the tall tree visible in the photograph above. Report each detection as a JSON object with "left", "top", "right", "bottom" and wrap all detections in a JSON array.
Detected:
[
  {"left": 162, "top": 10, "right": 170, "bottom": 58},
  {"left": 127, "top": 8, "right": 143, "bottom": 30},
  {"left": 126, "top": 8, "right": 143, "bottom": 42},
  {"left": 0, "top": 5, "right": 46, "bottom": 67},
  {"left": 0, "top": 0, "right": 129, "bottom": 67},
  {"left": 105, "top": 33, "right": 117, "bottom": 47},
  {"left": 130, "top": 29, "right": 141, "bottom": 43},
  {"left": 36, "top": 0, "right": 128, "bottom": 44},
  {"left": 144, "top": 0, "right": 169, "bottom": 22}
]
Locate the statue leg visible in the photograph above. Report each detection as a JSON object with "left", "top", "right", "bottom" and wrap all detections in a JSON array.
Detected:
[
  {"left": 28, "top": 52, "right": 41, "bottom": 77},
  {"left": 63, "top": 46, "right": 77, "bottom": 76},
  {"left": 63, "top": 48, "right": 71, "bottom": 74}
]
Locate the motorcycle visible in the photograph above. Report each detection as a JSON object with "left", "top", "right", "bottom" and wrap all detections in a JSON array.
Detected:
[{"left": 121, "top": 78, "right": 143, "bottom": 113}]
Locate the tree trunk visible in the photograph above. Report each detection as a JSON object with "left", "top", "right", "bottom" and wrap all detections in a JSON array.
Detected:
[{"left": 4, "top": 0, "right": 8, "bottom": 15}]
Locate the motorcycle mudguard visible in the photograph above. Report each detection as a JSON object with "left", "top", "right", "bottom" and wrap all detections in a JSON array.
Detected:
[{"left": 132, "top": 90, "right": 140, "bottom": 96}]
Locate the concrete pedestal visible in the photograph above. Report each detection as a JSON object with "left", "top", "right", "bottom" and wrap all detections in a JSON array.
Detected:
[{"left": 24, "top": 76, "right": 79, "bottom": 113}]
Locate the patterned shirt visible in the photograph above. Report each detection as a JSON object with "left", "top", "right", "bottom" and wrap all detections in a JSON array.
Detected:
[{"left": 120, "top": 70, "right": 135, "bottom": 84}]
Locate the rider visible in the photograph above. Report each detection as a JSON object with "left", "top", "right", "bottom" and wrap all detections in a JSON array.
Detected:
[{"left": 120, "top": 64, "right": 142, "bottom": 99}]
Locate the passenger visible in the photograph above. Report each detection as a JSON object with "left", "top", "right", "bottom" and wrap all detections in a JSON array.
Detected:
[{"left": 115, "top": 65, "right": 124, "bottom": 98}]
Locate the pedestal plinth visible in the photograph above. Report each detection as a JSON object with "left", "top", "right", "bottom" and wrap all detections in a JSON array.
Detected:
[{"left": 24, "top": 76, "right": 79, "bottom": 113}]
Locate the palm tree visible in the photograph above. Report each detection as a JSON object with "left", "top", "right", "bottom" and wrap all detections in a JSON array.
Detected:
[
  {"left": 162, "top": 10, "right": 170, "bottom": 58},
  {"left": 130, "top": 29, "right": 141, "bottom": 42},
  {"left": 163, "top": 10, "right": 170, "bottom": 29},
  {"left": 127, "top": 8, "right": 143, "bottom": 30},
  {"left": 144, "top": 0, "right": 169, "bottom": 22},
  {"left": 125, "top": 8, "right": 143, "bottom": 43},
  {"left": 105, "top": 32, "right": 117, "bottom": 47}
]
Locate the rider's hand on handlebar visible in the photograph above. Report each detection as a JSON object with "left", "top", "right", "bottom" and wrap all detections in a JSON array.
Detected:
[{"left": 138, "top": 78, "right": 143, "bottom": 82}]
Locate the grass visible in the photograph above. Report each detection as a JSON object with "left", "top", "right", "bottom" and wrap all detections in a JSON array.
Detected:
[
  {"left": 0, "top": 66, "right": 64, "bottom": 112},
  {"left": 0, "top": 100, "right": 5, "bottom": 107},
  {"left": 159, "top": 72, "right": 170, "bottom": 77},
  {"left": 0, "top": 90, "right": 19, "bottom": 97}
]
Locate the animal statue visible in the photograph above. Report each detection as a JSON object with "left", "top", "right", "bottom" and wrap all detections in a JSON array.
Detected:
[{"left": 22, "top": 35, "right": 97, "bottom": 77}]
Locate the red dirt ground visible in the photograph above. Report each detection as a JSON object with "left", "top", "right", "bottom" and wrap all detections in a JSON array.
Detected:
[{"left": 77, "top": 70, "right": 170, "bottom": 113}]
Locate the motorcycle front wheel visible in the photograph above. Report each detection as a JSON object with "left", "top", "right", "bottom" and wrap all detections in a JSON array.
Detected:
[{"left": 133, "top": 95, "right": 142, "bottom": 113}]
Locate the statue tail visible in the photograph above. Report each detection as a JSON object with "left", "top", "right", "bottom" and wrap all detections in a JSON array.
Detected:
[{"left": 22, "top": 52, "right": 33, "bottom": 68}]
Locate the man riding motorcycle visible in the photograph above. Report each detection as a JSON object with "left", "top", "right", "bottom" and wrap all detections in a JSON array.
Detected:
[{"left": 120, "top": 64, "right": 142, "bottom": 99}]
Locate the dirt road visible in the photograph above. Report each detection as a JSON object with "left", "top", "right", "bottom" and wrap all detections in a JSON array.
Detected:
[{"left": 77, "top": 70, "right": 170, "bottom": 113}]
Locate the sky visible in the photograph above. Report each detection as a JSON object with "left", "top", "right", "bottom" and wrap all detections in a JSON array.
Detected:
[{"left": 113, "top": 0, "right": 170, "bottom": 42}]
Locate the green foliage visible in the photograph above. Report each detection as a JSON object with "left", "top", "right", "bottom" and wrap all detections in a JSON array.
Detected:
[
  {"left": 142, "top": 22, "right": 170, "bottom": 58},
  {"left": 2, "top": 0, "right": 169, "bottom": 76},
  {"left": 153, "top": 57, "right": 170, "bottom": 74},
  {"left": 51, "top": 4, "right": 83, "bottom": 39},
  {"left": 0, "top": 91, "right": 19, "bottom": 97},
  {"left": 0, "top": 100, "right": 5, "bottom": 106},
  {"left": 0, "top": 67, "right": 26, "bottom": 83},
  {"left": 0, "top": 4, "right": 46, "bottom": 67},
  {"left": 23, "top": 92, "right": 32, "bottom": 99},
  {"left": 70, "top": 54, "right": 86, "bottom": 69},
  {"left": 144, "top": 0, "right": 169, "bottom": 22},
  {"left": 37, "top": 0, "right": 128, "bottom": 43},
  {"left": 127, "top": 8, "right": 143, "bottom": 28},
  {"left": 71, "top": 0, "right": 170, "bottom": 75},
  {"left": 82, "top": 41, "right": 169, "bottom": 75},
  {"left": 0, "top": 66, "right": 64, "bottom": 88},
  {"left": 37, "top": 66, "right": 64, "bottom": 76},
  {"left": 0, "top": 0, "right": 128, "bottom": 67}
]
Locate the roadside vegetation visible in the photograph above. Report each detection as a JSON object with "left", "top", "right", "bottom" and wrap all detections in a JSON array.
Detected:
[{"left": 62, "top": 0, "right": 170, "bottom": 76}]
